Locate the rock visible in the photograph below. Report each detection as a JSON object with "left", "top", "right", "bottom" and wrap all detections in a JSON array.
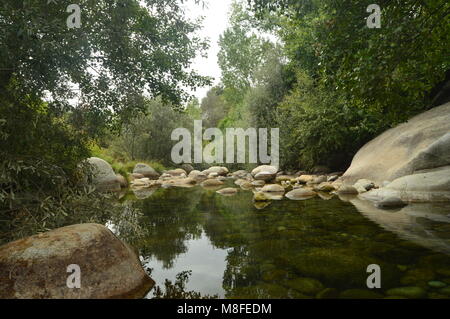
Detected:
[
  {"left": 251, "top": 165, "right": 278, "bottom": 176},
  {"left": 162, "top": 177, "right": 197, "bottom": 188},
  {"left": 428, "top": 281, "right": 447, "bottom": 288},
  {"left": 188, "top": 170, "right": 207, "bottom": 181},
  {"left": 251, "top": 180, "right": 266, "bottom": 187},
  {"left": 180, "top": 164, "right": 194, "bottom": 174},
  {"left": 253, "top": 192, "right": 270, "bottom": 202},
  {"left": 315, "top": 182, "right": 335, "bottom": 192},
  {"left": 254, "top": 201, "right": 271, "bottom": 210},
  {"left": 311, "top": 175, "right": 327, "bottom": 184},
  {"left": 339, "top": 289, "right": 384, "bottom": 299},
  {"left": 337, "top": 185, "right": 359, "bottom": 195},
  {"left": 261, "top": 184, "right": 284, "bottom": 193},
  {"left": 208, "top": 172, "right": 219, "bottom": 178},
  {"left": 375, "top": 197, "right": 407, "bottom": 209},
  {"left": 216, "top": 188, "right": 238, "bottom": 196},
  {"left": 331, "top": 180, "right": 343, "bottom": 189},
  {"left": 262, "top": 192, "right": 284, "bottom": 200},
  {"left": 316, "top": 288, "right": 339, "bottom": 299},
  {"left": 361, "top": 167, "right": 450, "bottom": 202},
  {"left": 386, "top": 286, "right": 427, "bottom": 299},
  {"left": 297, "top": 175, "right": 315, "bottom": 184},
  {"left": 327, "top": 175, "right": 339, "bottom": 182},
  {"left": 353, "top": 179, "right": 376, "bottom": 193},
  {"left": 440, "top": 287, "right": 450, "bottom": 296},
  {"left": 293, "top": 170, "right": 306, "bottom": 177},
  {"left": 240, "top": 181, "right": 254, "bottom": 190},
  {"left": 276, "top": 175, "right": 295, "bottom": 183},
  {"left": 131, "top": 178, "right": 151, "bottom": 187},
  {"left": 202, "top": 166, "right": 229, "bottom": 176},
  {"left": 317, "top": 192, "right": 335, "bottom": 200},
  {"left": 254, "top": 171, "right": 276, "bottom": 181},
  {"left": 400, "top": 268, "right": 435, "bottom": 286},
  {"left": 293, "top": 248, "right": 398, "bottom": 288},
  {"left": 284, "top": 277, "right": 324, "bottom": 296},
  {"left": 129, "top": 173, "right": 145, "bottom": 181},
  {"left": 231, "top": 170, "right": 248, "bottom": 178},
  {"left": 86, "top": 157, "right": 121, "bottom": 192},
  {"left": 116, "top": 174, "right": 128, "bottom": 188},
  {"left": 188, "top": 169, "right": 200, "bottom": 177},
  {"left": 200, "top": 179, "right": 224, "bottom": 188},
  {"left": 342, "top": 101, "right": 450, "bottom": 186},
  {"left": 285, "top": 188, "right": 316, "bottom": 200},
  {"left": 133, "top": 163, "right": 159, "bottom": 180},
  {"left": 165, "top": 168, "right": 187, "bottom": 177},
  {"left": 0, "top": 224, "right": 154, "bottom": 298}
]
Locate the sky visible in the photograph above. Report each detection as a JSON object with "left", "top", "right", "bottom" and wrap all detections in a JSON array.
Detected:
[{"left": 182, "top": 0, "right": 234, "bottom": 102}]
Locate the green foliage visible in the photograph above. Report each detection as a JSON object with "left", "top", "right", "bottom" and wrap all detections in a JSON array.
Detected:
[
  {"left": 277, "top": 72, "right": 384, "bottom": 170},
  {"left": 200, "top": 86, "right": 229, "bottom": 128},
  {"left": 235, "top": 0, "right": 450, "bottom": 169},
  {"left": 105, "top": 98, "right": 192, "bottom": 166},
  {"left": 0, "top": 0, "right": 211, "bottom": 127},
  {"left": 91, "top": 144, "right": 168, "bottom": 176},
  {"left": 218, "top": 0, "right": 275, "bottom": 95}
]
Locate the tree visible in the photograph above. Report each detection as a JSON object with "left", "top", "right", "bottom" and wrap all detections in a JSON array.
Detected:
[
  {"left": 0, "top": 0, "right": 211, "bottom": 127},
  {"left": 200, "top": 86, "right": 228, "bottom": 128},
  {"left": 218, "top": 0, "right": 274, "bottom": 95}
]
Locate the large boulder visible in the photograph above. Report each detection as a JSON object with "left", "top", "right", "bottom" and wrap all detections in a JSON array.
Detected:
[
  {"left": 133, "top": 163, "right": 159, "bottom": 180},
  {"left": 343, "top": 102, "right": 450, "bottom": 185},
  {"left": 360, "top": 166, "right": 450, "bottom": 202},
  {"left": 0, "top": 224, "right": 154, "bottom": 299},
  {"left": 86, "top": 157, "right": 120, "bottom": 192}
]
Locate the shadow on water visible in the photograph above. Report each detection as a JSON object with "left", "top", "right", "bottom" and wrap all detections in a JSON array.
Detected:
[{"left": 111, "top": 181, "right": 450, "bottom": 299}]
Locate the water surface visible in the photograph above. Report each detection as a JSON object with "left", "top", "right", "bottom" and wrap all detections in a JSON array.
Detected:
[{"left": 116, "top": 181, "right": 450, "bottom": 299}]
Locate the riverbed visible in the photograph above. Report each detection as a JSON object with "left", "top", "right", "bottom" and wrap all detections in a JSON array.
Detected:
[{"left": 113, "top": 181, "right": 450, "bottom": 299}]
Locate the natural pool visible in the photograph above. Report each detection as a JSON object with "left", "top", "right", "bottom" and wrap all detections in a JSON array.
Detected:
[{"left": 114, "top": 181, "right": 450, "bottom": 299}]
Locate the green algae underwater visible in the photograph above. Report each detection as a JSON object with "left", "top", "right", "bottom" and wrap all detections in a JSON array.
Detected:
[{"left": 111, "top": 180, "right": 450, "bottom": 299}]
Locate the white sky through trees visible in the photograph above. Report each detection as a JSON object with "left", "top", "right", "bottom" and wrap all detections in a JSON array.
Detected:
[{"left": 183, "top": 0, "right": 233, "bottom": 102}]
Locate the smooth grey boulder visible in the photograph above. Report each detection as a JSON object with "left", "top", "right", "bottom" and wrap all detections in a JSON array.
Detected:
[
  {"left": 251, "top": 165, "right": 278, "bottom": 177},
  {"left": 133, "top": 163, "right": 159, "bottom": 180},
  {"left": 86, "top": 157, "right": 121, "bottom": 192},
  {"left": 360, "top": 166, "right": 450, "bottom": 202},
  {"left": 343, "top": 102, "right": 450, "bottom": 184}
]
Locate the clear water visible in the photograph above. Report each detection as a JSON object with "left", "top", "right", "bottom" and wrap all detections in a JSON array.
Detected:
[{"left": 116, "top": 181, "right": 450, "bottom": 299}]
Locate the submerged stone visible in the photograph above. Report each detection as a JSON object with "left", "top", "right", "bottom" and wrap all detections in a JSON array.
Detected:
[
  {"left": 386, "top": 286, "right": 427, "bottom": 299},
  {"left": 284, "top": 277, "right": 324, "bottom": 296},
  {"left": 316, "top": 288, "right": 339, "bottom": 299},
  {"left": 428, "top": 281, "right": 447, "bottom": 288}
]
